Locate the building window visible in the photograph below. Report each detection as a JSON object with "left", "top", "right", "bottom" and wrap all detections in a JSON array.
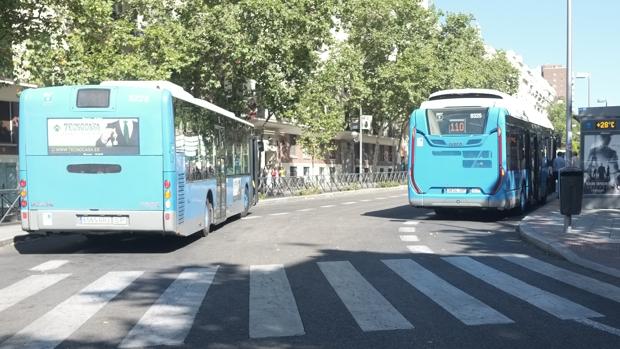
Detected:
[
  {"left": 289, "top": 166, "right": 297, "bottom": 177},
  {"left": 0, "top": 101, "right": 18, "bottom": 144},
  {"left": 289, "top": 135, "right": 297, "bottom": 158},
  {"left": 303, "top": 166, "right": 310, "bottom": 176}
]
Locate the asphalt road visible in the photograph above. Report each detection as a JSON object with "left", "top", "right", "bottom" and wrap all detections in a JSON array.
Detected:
[{"left": 0, "top": 187, "right": 619, "bottom": 349}]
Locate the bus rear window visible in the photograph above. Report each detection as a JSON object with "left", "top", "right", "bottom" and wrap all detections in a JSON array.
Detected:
[
  {"left": 77, "top": 89, "right": 110, "bottom": 108},
  {"left": 426, "top": 108, "right": 488, "bottom": 135}
]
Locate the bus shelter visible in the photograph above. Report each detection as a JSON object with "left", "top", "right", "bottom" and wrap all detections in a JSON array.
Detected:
[{"left": 578, "top": 106, "right": 620, "bottom": 209}]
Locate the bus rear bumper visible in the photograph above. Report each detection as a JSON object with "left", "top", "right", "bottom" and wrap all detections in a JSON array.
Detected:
[
  {"left": 408, "top": 194, "right": 517, "bottom": 210},
  {"left": 24, "top": 210, "right": 172, "bottom": 234}
]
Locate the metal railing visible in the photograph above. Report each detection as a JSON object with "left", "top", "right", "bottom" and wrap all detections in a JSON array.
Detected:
[
  {"left": 257, "top": 171, "right": 406, "bottom": 198},
  {"left": 0, "top": 188, "right": 20, "bottom": 224}
]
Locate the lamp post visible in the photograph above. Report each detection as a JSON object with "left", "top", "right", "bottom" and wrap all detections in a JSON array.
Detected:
[
  {"left": 564, "top": 0, "right": 573, "bottom": 233},
  {"left": 574, "top": 72, "right": 590, "bottom": 107},
  {"left": 597, "top": 98, "right": 608, "bottom": 107}
]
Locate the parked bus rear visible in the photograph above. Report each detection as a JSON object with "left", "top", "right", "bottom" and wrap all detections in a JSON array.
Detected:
[
  {"left": 408, "top": 90, "right": 512, "bottom": 211},
  {"left": 19, "top": 85, "right": 173, "bottom": 234}
]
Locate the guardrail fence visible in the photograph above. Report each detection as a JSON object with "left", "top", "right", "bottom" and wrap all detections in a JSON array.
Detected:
[
  {"left": 0, "top": 189, "right": 20, "bottom": 224},
  {"left": 257, "top": 171, "right": 406, "bottom": 198}
]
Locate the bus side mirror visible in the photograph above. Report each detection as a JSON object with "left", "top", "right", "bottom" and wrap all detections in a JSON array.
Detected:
[{"left": 258, "top": 140, "right": 264, "bottom": 152}]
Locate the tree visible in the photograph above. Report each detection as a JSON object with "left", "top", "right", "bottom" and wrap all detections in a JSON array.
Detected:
[
  {"left": 292, "top": 43, "right": 368, "bottom": 169},
  {"left": 0, "top": 0, "right": 64, "bottom": 80},
  {"left": 547, "top": 100, "right": 580, "bottom": 152}
]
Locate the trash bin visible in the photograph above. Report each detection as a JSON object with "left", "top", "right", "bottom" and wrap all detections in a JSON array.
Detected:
[{"left": 559, "top": 167, "right": 583, "bottom": 215}]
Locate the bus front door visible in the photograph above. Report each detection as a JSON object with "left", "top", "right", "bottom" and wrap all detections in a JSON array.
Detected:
[{"left": 215, "top": 126, "right": 227, "bottom": 221}]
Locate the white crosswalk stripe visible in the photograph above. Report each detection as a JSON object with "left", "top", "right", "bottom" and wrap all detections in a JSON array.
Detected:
[
  {"left": 119, "top": 267, "right": 218, "bottom": 348},
  {"left": 317, "top": 261, "right": 413, "bottom": 332},
  {"left": 383, "top": 259, "right": 512, "bottom": 325},
  {"left": 399, "top": 227, "right": 416, "bottom": 233},
  {"left": 0, "top": 274, "right": 70, "bottom": 313},
  {"left": 1, "top": 271, "right": 142, "bottom": 349},
  {"left": 29, "top": 260, "right": 69, "bottom": 272},
  {"left": 400, "top": 235, "right": 419, "bottom": 242},
  {"left": 403, "top": 221, "right": 419, "bottom": 225},
  {"left": 3, "top": 254, "right": 620, "bottom": 344},
  {"left": 407, "top": 245, "right": 434, "bottom": 254},
  {"left": 249, "top": 265, "right": 305, "bottom": 338},
  {"left": 501, "top": 254, "right": 620, "bottom": 304},
  {"left": 443, "top": 257, "right": 603, "bottom": 320}
]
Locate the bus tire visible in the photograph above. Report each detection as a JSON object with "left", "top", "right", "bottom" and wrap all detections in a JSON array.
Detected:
[
  {"left": 202, "top": 202, "right": 213, "bottom": 236},
  {"left": 241, "top": 186, "right": 250, "bottom": 217}
]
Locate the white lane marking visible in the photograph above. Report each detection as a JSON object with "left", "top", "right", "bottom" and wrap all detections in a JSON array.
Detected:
[
  {"left": 3, "top": 271, "right": 142, "bottom": 349},
  {"left": 321, "top": 205, "right": 336, "bottom": 208},
  {"left": 341, "top": 202, "right": 357, "bottom": 205},
  {"left": 398, "top": 227, "right": 416, "bottom": 233},
  {"left": 574, "top": 318, "right": 620, "bottom": 337},
  {"left": 403, "top": 221, "right": 419, "bottom": 225},
  {"left": 296, "top": 208, "right": 315, "bottom": 212},
  {"left": 30, "top": 260, "right": 69, "bottom": 272},
  {"left": 0, "top": 274, "right": 70, "bottom": 313},
  {"left": 383, "top": 259, "right": 512, "bottom": 325},
  {"left": 317, "top": 261, "right": 413, "bottom": 331},
  {"left": 407, "top": 245, "right": 434, "bottom": 254},
  {"left": 502, "top": 255, "right": 620, "bottom": 303},
  {"left": 249, "top": 265, "right": 305, "bottom": 338},
  {"left": 269, "top": 212, "right": 289, "bottom": 216},
  {"left": 443, "top": 257, "right": 602, "bottom": 320},
  {"left": 360, "top": 199, "right": 371, "bottom": 202},
  {"left": 389, "top": 195, "right": 400, "bottom": 198},
  {"left": 119, "top": 267, "right": 218, "bottom": 348},
  {"left": 242, "top": 215, "right": 261, "bottom": 220},
  {"left": 399, "top": 235, "right": 419, "bottom": 242},
  {"left": 377, "top": 197, "right": 387, "bottom": 200}
]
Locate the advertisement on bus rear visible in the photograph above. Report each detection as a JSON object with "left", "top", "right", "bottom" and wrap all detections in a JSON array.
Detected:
[
  {"left": 47, "top": 118, "right": 140, "bottom": 155},
  {"left": 583, "top": 133, "right": 620, "bottom": 195}
]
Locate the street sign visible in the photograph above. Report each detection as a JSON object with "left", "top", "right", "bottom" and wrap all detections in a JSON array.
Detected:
[{"left": 360, "top": 115, "right": 372, "bottom": 130}]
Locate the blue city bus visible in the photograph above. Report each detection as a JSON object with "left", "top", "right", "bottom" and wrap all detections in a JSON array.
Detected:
[
  {"left": 408, "top": 89, "right": 556, "bottom": 214},
  {"left": 19, "top": 81, "right": 260, "bottom": 237}
]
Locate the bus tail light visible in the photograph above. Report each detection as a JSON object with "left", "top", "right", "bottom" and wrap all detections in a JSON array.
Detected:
[
  {"left": 22, "top": 212, "right": 28, "bottom": 220},
  {"left": 164, "top": 213, "right": 171, "bottom": 221},
  {"left": 491, "top": 127, "right": 505, "bottom": 195},
  {"left": 19, "top": 178, "right": 28, "bottom": 209},
  {"left": 409, "top": 127, "right": 422, "bottom": 194},
  {"left": 164, "top": 180, "right": 171, "bottom": 189}
]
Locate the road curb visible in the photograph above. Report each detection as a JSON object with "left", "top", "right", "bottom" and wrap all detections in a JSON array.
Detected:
[
  {"left": 518, "top": 221, "right": 620, "bottom": 279},
  {"left": 257, "top": 185, "right": 407, "bottom": 206}
]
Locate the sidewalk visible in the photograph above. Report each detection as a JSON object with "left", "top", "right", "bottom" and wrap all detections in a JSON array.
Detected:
[
  {"left": 0, "top": 222, "right": 31, "bottom": 248},
  {"left": 518, "top": 198, "right": 620, "bottom": 278}
]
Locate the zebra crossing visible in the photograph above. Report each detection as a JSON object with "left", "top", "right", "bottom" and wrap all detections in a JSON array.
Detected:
[{"left": 1, "top": 254, "right": 619, "bottom": 348}]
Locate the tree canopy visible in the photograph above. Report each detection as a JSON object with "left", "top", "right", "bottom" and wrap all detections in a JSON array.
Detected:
[{"left": 2, "top": 0, "right": 520, "bottom": 158}]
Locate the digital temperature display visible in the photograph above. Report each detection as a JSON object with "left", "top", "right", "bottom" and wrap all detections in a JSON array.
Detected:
[{"left": 595, "top": 120, "right": 617, "bottom": 129}]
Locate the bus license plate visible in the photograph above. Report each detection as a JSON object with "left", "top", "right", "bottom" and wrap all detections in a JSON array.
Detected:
[
  {"left": 80, "top": 216, "right": 128, "bottom": 225},
  {"left": 446, "top": 188, "right": 466, "bottom": 194}
]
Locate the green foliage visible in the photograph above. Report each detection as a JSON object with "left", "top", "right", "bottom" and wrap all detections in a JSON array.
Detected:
[
  {"left": 547, "top": 100, "right": 580, "bottom": 152},
  {"left": 378, "top": 181, "right": 400, "bottom": 188},
  {"left": 7, "top": 0, "right": 519, "bottom": 147},
  {"left": 297, "top": 186, "right": 321, "bottom": 196}
]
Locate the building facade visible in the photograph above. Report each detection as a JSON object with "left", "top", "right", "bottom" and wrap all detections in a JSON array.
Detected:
[
  {"left": 505, "top": 51, "right": 557, "bottom": 116},
  {"left": 0, "top": 81, "right": 33, "bottom": 189},
  {"left": 249, "top": 113, "right": 402, "bottom": 177},
  {"left": 541, "top": 64, "right": 567, "bottom": 100}
]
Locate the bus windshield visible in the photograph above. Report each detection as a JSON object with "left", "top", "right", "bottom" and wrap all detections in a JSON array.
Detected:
[{"left": 426, "top": 108, "right": 488, "bottom": 135}]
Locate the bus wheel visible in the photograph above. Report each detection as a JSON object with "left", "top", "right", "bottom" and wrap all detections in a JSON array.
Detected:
[
  {"left": 241, "top": 186, "right": 250, "bottom": 217},
  {"left": 202, "top": 202, "right": 213, "bottom": 236}
]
